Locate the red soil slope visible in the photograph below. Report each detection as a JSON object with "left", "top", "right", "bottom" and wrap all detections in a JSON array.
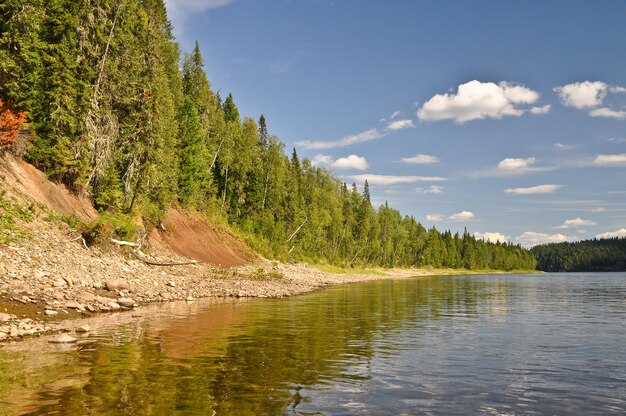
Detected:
[
  {"left": 0, "top": 154, "right": 253, "bottom": 268},
  {"left": 149, "top": 209, "right": 254, "bottom": 267},
  {"left": 0, "top": 154, "right": 97, "bottom": 219}
]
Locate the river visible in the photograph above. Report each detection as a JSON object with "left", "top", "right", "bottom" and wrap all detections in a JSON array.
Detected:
[{"left": 0, "top": 273, "right": 624, "bottom": 415}]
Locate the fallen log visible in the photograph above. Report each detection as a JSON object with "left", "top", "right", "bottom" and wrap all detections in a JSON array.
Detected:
[{"left": 110, "top": 238, "right": 198, "bottom": 266}]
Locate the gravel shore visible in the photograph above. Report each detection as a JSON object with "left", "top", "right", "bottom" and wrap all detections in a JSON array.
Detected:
[{"left": 0, "top": 219, "right": 431, "bottom": 343}]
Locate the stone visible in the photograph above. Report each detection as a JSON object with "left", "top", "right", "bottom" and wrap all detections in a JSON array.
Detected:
[
  {"left": 105, "top": 279, "right": 131, "bottom": 292},
  {"left": 0, "top": 313, "right": 15, "bottom": 322},
  {"left": 53, "top": 279, "right": 67, "bottom": 288},
  {"left": 107, "top": 301, "right": 121, "bottom": 310},
  {"left": 44, "top": 310, "right": 58, "bottom": 316},
  {"left": 75, "top": 324, "right": 90, "bottom": 333},
  {"left": 167, "top": 281, "right": 176, "bottom": 288},
  {"left": 65, "top": 301, "right": 83, "bottom": 309},
  {"left": 0, "top": 332, "right": 7, "bottom": 341},
  {"left": 117, "top": 298, "right": 135, "bottom": 307},
  {"left": 49, "top": 333, "right": 78, "bottom": 344}
]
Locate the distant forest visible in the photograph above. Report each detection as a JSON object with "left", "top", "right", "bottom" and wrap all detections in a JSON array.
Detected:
[
  {"left": 532, "top": 238, "right": 626, "bottom": 272},
  {"left": 0, "top": 0, "right": 536, "bottom": 270}
]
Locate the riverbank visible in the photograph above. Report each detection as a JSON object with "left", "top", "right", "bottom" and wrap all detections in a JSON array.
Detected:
[{"left": 0, "top": 214, "right": 527, "bottom": 343}]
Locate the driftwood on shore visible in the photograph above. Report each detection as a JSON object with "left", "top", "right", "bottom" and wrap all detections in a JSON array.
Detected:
[{"left": 110, "top": 237, "right": 198, "bottom": 266}]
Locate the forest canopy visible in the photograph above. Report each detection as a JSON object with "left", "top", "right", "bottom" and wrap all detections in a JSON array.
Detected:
[
  {"left": 0, "top": 0, "right": 536, "bottom": 270},
  {"left": 532, "top": 237, "right": 626, "bottom": 272}
]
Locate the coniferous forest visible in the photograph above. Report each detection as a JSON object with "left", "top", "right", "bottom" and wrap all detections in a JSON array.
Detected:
[
  {"left": 531, "top": 238, "right": 626, "bottom": 272},
  {"left": 0, "top": 0, "right": 537, "bottom": 270}
]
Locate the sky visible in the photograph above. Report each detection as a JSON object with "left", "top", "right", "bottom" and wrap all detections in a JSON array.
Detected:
[{"left": 164, "top": 0, "right": 626, "bottom": 247}]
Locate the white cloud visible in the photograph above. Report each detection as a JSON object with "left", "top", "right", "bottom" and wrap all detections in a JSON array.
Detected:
[
  {"left": 610, "top": 86, "right": 626, "bottom": 94},
  {"left": 608, "top": 137, "right": 626, "bottom": 144},
  {"left": 427, "top": 211, "right": 475, "bottom": 222},
  {"left": 474, "top": 232, "right": 509, "bottom": 244},
  {"left": 401, "top": 154, "right": 440, "bottom": 164},
  {"left": 591, "top": 207, "right": 606, "bottom": 213},
  {"left": 350, "top": 174, "right": 446, "bottom": 186},
  {"left": 333, "top": 155, "right": 369, "bottom": 170},
  {"left": 554, "top": 81, "right": 607, "bottom": 109},
  {"left": 312, "top": 154, "right": 369, "bottom": 170},
  {"left": 449, "top": 211, "right": 475, "bottom": 221},
  {"left": 417, "top": 80, "right": 541, "bottom": 123},
  {"left": 555, "top": 217, "right": 597, "bottom": 229},
  {"left": 596, "top": 228, "right": 626, "bottom": 239},
  {"left": 515, "top": 231, "right": 570, "bottom": 247},
  {"left": 416, "top": 185, "right": 444, "bottom": 194},
  {"left": 387, "top": 119, "right": 415, "bottom": 130},
  {"left": 498, "top": 157, "right": 536, "bottom": 171},
  {"left": 390, "top": 111, "right": 401, "bottom": 119},
  {"left": 554, "top": 143, "right": 571, "bottom": 150},
  {"left": 589, "top": 107, "right": 626, "bottom": 119},
  {"left": 297, "top": 128, "right": 385, "bottom": 150},
  {"left": 504, "top": 184, "right": 562, "bottom": 195},
  {"left": 593, "top": 153, "right": 626, "bottom": 166},
  {"left": 530, "top": 104, "right": 551, "bottom": 114}
]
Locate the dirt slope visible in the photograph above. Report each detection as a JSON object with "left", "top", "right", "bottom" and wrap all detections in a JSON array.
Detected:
[
  {"left": 149, "top": 209, "right": 254, "bottom": 267},
  {"left": 0, "top": 154, "right": 96, "bottom": 219},
  {"left": 0, "top": 153, "right": 253, "bottom": 267}
]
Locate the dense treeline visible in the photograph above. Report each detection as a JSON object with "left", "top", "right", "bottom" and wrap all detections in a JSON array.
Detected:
[
  {"left": 0, "top": 0, "right": 536, "bottom": 270},
  {"left": 532, "top": 237, "right": 626, "bottom": 272}
]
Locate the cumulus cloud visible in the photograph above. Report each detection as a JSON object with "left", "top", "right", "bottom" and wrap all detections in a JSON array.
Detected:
[
  {"left": 555, "top": 81, "right": 626, "bottom": 118},
  {"left": 417, "top": 80, "right": 541, "bottom": 123},
  {"left": 297, "top": 128, "right": 385, "bottom": 150},
  {"left": 593, "top": 154, "right": 626, "bottom": 166},
  {"left": 387, "top": 119, "right": 415, "bottom": 130},
  {"left": 555, "top": 217, "right": 597, "bottom": 229},
  {"left": 311, "top": 154, "right": 369, "bottom": 170},
  {"left": 402, "top": 154, "right": 440, "bottom": 164},
  {"left": 427, "top": 211, "right": 475, "bottom": 222},
  {"left": 589, "top": 107, "right": 626, "bottom": 119},
  {"left": 555, "top": 81, "right": 607, "bottom": 109},
  {"left": 416, "top": 185, "right": 444, "bottom": 194},
  {"left": 530, "top": 104, "right": 551, "bottom": 114},
  {"left": 515, "top": 231, "right": 570, "bottom": 247},
  {"left": 504, "top": 184, "right": 562, "bottom": 195},
  {"left": 596, "top": 228, "right": 626, "bottom": 239},
  {"left": 474, "top": 232, "right": 509, "bottom": 244},
  {"left": 498, "top": 157, "right": 536, "bottom": 171},
  {"left": 349, "top": 174, "right": 446, "bottom": 186}
]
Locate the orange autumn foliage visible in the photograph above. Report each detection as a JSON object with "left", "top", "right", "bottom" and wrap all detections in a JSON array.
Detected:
[{"left": 0, "top": 99, "right": 27, "bottom": 146}]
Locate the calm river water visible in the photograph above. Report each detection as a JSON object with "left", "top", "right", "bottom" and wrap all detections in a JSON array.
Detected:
[{"left": 1, "top": 273, "right": 625, "bottom": 415}]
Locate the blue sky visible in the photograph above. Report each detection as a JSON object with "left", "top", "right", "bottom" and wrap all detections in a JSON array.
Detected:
[{"left": 164, "top": 0, "right": 626, "bottom": 246}]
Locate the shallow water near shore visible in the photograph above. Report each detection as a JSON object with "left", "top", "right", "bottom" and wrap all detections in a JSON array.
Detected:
[{"left": 1, "top": 273, "right": 625, "bottom": 415}]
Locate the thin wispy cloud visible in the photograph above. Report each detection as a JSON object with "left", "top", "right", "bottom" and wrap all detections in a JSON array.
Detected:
[
  {"left": 589, "top": 107, "right": 626, "bottom": 120},
  {"left": 593, "top": 153, "right": 626, "bottom": 166},
  {"left": 416, "top": 185, "right": 444, "bottom": 194},
  {"left": 498, "top": 157, "right": 537, "bottom": 171},
  {"left": 390, "top": 111, "right": 401, "bottom": 119},
  {"left": 165, "top": 0, "right": 234, "bottom": 24},
  {"left": 504, "top": 184, "right": 562, "bottom": 195},
  {"left": 402, "top": 154, "right": 439, "bottom": 164},
  {"left": 297, "top": 128, "right": 386, "bottom": 150},
  {"left": 427, "top": 211, "right": 475, "bottom": 222},
  {"left": 554, "top": 143, "right": 572, "bottom": 150},
  {"left": 554, "top": 217, "right": 597, "bottom": 229},
  {"left": 417, "top": 80, "right": 544, "bottom": 123},
  {"left": 311, "top": 154, "right": 369, "bottom": 170},
  {"left": 387, "top": 119, "right": 415, "bottom": 130},
  {"left": 515, "top": 231, "right": 570, "bottom": 247},
  {"left": 349, "top": 174, "right": 446, "bottom": 186},
  {"left": 608, "top": 137, "right": 626, "bottom": 144},
  {"left": 474, "top": 231, "right": 509, "bottom": 243}
]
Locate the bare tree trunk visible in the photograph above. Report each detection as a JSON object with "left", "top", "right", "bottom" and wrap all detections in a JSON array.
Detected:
[
  {"left": 209, "top": 136, "right": 225, "bottom": 172},
  {"left": 222, "top": 167, "right": 229, "bottom": 209},
  {"left": 287, "top": 217, "right": 308, "bottom": 243}
]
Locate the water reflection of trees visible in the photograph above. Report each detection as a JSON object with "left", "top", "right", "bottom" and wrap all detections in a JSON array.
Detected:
[{"left": 13, "top": 276, "right": 514, "bottom": 415}]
